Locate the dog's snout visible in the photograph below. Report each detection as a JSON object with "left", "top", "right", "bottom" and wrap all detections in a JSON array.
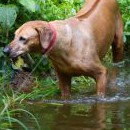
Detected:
[{"left": 3, "top": 46, "right": 11, "bottom": 55}]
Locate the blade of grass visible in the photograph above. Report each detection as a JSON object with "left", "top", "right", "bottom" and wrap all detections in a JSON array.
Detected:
[{"left": 10, "top": 109, "right": 40, "bottom": 130}]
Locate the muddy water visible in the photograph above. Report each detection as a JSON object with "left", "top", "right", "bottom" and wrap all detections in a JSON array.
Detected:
[{"left": 13, "top": 60, "right": 130, "bottom": 130}]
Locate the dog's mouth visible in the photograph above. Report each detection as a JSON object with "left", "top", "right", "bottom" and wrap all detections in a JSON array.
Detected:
[{"left": 10, "top": 51, "right": 27, "bottom": 59}]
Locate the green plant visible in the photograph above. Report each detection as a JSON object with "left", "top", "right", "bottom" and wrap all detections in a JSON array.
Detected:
[
  {"left": 118, "top": 0, "right": 130, "bottom": 43},
  {"left": 0, "top": 93, "right": 40, "bottom": 130},
  {"left": 0, "top": 4, "right": 17, "bottom": 34}
]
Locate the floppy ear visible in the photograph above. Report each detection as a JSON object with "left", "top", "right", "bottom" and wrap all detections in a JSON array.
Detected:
[{"left": 35, "top": 26, "right": 53, "bottom": 49}]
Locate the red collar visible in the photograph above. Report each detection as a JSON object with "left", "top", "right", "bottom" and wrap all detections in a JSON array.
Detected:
[{"left": 42, "top": 23, "right": 57, "bottom": 54}]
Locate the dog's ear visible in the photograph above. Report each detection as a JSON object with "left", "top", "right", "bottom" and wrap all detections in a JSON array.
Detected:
[{"left": 35, "top": 27, "right": 53, "bottom": 49}]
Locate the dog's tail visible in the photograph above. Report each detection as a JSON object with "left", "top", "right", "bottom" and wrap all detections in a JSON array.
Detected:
[{"left": 75, "top": 0, "right": 100, "bottom": 20}]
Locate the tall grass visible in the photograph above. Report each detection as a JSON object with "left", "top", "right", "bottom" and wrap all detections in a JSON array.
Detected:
[
  {"left": 0, "top": 73, "right": 40, "bottom": 130},
  {"left": 0, "top": 93, "right": 41, "bottom": 130}
]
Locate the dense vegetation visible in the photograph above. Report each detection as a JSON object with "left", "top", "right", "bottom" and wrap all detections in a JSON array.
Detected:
[{"left": 0, "top": 0, "right": 130, "bottom": 129}]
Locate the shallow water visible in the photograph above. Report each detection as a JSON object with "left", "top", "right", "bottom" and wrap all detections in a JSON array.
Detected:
[
  {"left": 13, "top": 101, "right": 130, "bottom": 130},
  {"left": 13, "top": 60, "right": 130, "bottom": 130}
]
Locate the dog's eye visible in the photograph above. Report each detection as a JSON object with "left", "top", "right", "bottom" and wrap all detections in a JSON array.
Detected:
[{"left": 19, "top": 36, "right": 26, "bottom": 41}]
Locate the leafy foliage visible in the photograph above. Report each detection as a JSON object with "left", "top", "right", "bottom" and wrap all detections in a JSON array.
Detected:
[
  {"left": 118, "top": 0, "right": 130, "bottom": 42},
  {"left": 19, "top": 0, "right": 37, "bottom": 12},
  {"left": 0, "top": 4, "right": 17, "bottom": 32}
]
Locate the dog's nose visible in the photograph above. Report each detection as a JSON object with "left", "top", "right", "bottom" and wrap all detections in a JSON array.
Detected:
[{"left": 3, "top": 46, "right": 11, "bottom": 55}]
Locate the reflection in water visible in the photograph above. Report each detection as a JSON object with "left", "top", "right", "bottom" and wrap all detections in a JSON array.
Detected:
[
  {"left": 13, "top": 60, "right": 130, "bottom": 130},
  {"left": 52, "top": 104, "right": 106, "bottom": 130},
  {"left": 13, "top": 102, "right": 130, "bottom": 130}
]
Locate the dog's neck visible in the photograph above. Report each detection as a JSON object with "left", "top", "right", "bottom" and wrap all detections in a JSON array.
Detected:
[{"left": 42, "top": 23, "right": 57, "bottom": 54}]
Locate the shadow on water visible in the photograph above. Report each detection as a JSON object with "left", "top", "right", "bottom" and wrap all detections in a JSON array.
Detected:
[{"left": 13, "top": 59, "right": 130, "bottom": 130}]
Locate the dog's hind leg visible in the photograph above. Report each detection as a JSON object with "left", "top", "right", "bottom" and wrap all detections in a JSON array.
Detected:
[
  {"left": 92, "top": 64, "right": 108, "bottom": 97},
  {"left": 112, "top": 12, "right": 124, "bottom": 63},
  {"left": 111, "top": 11, "right": 124, "bottom": 88},
  {"left": 85, "top": 60, "right": 108, "bottom": 97}
]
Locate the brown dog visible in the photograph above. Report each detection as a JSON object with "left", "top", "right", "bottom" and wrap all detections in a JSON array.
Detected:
[{"left": 3, "top": 0, "right": 124, "bottom": 98}]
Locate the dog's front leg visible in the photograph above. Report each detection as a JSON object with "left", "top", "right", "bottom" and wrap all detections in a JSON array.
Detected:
[{"left": 56, "top": 70, "right": 72, "bottom": 99}]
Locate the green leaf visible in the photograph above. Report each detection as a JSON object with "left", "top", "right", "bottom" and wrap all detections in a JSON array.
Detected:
[
  {"left": 124, "top": 32, "right": 130, "bottom": 36},
  {"left": 0, "top": 4, "right": 17, "bottom": 31},
  {"left": 18, "top": 0, "right": 37, "bottom": 12},
  {"left": 125, "top": 21, "right": 130, "bottom": 29}
]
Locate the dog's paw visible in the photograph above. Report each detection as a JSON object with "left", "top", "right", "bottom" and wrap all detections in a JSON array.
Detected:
[{"left": 97, "top": 92, "right": 105, "bottom": 98}]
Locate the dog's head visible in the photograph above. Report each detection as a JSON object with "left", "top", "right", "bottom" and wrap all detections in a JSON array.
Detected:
[{"left": 3, "top": 21, "right": 54, "bottom": 58}]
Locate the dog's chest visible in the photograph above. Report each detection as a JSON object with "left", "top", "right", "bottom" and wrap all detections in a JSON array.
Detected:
[
  {"left": 48, "top": 52, "right": 88, "bottom": 75},
  {"left": 49, "top": 52, "right": 72, "bottom": 71}
]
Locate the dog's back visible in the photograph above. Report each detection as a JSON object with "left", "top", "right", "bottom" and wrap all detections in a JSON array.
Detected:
[{"left": 75, "top": 0, "right": 119, "bottom": 20}]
